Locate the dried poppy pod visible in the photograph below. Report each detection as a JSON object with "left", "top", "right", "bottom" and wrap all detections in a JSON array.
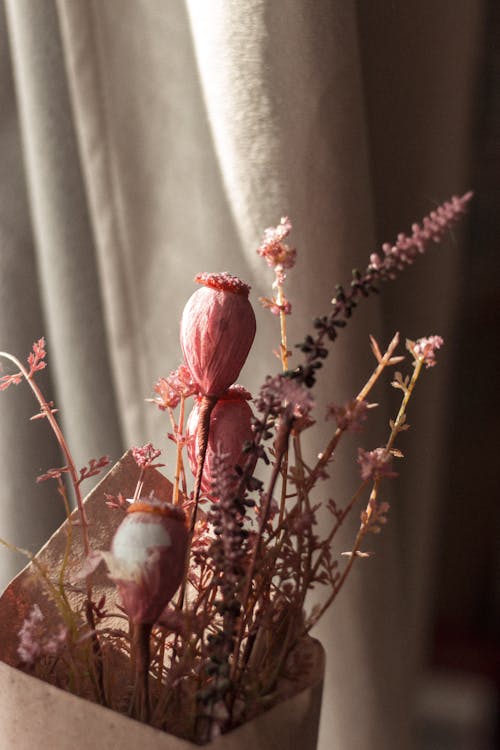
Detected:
[
  {"left": 104, "top": 497, "right": 188, "bottom": 625},
  {"left": 186, "top": 385, "right": 253, "bottom": 496},
  {"left": 180, "top": 272, "right": 256, "bottom": 397}
]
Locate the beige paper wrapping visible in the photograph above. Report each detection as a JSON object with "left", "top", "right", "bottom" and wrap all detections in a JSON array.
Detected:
[{"left": 0, "top": 452, "right": 324, "bottom": 749}]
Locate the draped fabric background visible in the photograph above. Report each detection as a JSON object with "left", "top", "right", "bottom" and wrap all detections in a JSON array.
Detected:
[{"left": 0, "top": 2, "right": 483, "bottom": 748}]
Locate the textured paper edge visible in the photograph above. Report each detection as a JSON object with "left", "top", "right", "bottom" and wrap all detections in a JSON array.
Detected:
[
  {"left": 0, "top": 452, "right": 324, "bottom": 748},
  {"left": 0, "top": 643, "right": 323, "bottom": 750},
  {"left": 0, "top": 450, "right": 172, "bottom": 663}
]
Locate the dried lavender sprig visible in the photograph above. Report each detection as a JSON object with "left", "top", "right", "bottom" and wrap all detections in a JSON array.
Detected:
[
  {"left": 196, "top": 451, "right": 252, "bottom": 742},
  {"left": 228, "top": 375, "right": 314, "bottom": 686},
  {"left": 294, "top": 192, "right": 472, "bottom": 387}
]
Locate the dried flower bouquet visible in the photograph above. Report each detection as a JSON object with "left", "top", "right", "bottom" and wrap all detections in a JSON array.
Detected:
[{"left": 0, "top": 193, "right": 471, "bottom": 745}]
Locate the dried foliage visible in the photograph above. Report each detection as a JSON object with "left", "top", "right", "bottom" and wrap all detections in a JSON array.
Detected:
[{"left": 0, "top": 194, "right": 471, "bottom": 743}]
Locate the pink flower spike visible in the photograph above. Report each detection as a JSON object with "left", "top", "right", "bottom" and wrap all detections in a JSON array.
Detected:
[
  {"left": 180, "top": 272, "right": 256, "bottom": 397},
  {"left": 105, "top": 498, "right": 188, "bottom": 625},
  {"left": 413, "top": 335, "right": 444, "bottom": 368},
  {"left": 257, "top": 217, "right": 297, "bottom": 274},
  {"left": 368, "top": 193, "right": 473, "bottom": 278}
]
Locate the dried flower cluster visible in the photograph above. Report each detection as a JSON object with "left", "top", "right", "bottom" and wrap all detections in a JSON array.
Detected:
[
  {"left": 412, "top": 335, "right": 444, "bottom": 368},
  {"left": 152, "top": 365, "right": 198, "bottom": 410},
  {"left": 256, "top": 216, "right": 296, "bottom": 280},
  {"left": 18, "top": 604, "right": 67, "bottom": 667},
  {"left": 0, "top": 193, "right": 471, "bottom": 744}
]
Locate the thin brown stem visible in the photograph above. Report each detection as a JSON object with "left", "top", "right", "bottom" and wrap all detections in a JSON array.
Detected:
[
  {"left": 0, "top": 350, "right": 106, "bottom": 703},
  {"left": 306, "top": 332, "right": 401, "bottom": 491},
  {"left": 190, "top": 395, "right": 217, "bottom": 534},
  {"left": 131, "top": 622, "right": 153, "bottom": 723},
  {"left": 0, "top": 352, "right": 90, "bottom": 550},
  {"left": 230, "top": 414, "right": 294, "bottom": 682},
  {"left": 276, "top": 281, "right": 289, "bottom": 371},
  {"left": 176, "top": 395, "right": 217, "bottom": 614},
  {"left": 172, "top": 395, "right": 186, "bottom": 506},
  {"left": 305, "top": 353, "right": 425, "bottom": 633}
]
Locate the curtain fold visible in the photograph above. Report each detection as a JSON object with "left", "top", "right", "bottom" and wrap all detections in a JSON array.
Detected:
[
  {"left": 0, "top": 1, "right": 482, "bottom": 748},
  {"left": 357, "top": 0, "right": 484, "bottom": 681},
  {"left": 0, "top": 2, "right": 66, "bottom": 585},
  {"left": 4, "top": 0, "right": 123, "bottom": 461}
]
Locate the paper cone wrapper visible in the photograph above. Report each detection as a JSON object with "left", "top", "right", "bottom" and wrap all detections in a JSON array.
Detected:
[{"left": 0, "top": 452, "right": 325, "bottom": 749}]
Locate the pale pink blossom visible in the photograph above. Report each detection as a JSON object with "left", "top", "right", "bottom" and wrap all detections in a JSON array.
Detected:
[
  {"left": 256, "top": 217, "right": 296, "bottom": 283},
  {"left": 413, "top": 335, "right": 444, "bottom": 368},
  {"left": 152, "top": 365, "right": 198, "bottom": 410},
  {"left": 259, "top": 295, "right": 292, "bottom": 316},
  {"left": 18, "top": 604, "right": 67, "bottom": 666},
  {"left": 180, "top": 273, "right": 256, "bottom": 397}
]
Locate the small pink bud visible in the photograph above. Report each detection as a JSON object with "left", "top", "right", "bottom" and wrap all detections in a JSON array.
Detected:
[
  {"left": 180, "top": 272, "right": 256, "bottom": 397},
  {"left": 106, "top": 498, "right": 188, "bottom": 624},
  {"left": 186, "top": 386, "right": 253, "bottom": 496}
]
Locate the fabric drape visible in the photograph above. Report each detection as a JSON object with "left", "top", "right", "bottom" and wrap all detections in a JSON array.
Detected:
[{"left": 0, "top": 2, "right": 482, "bottom": 748}]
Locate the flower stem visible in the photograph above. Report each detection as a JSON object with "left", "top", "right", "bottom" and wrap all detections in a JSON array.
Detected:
[
  {"left": 190, "top": 395, "right": 217, "bottom": 533},
  {"left": 306, "top": 332, "right": 401, "bottom": 490},
  {"left": 305, "top": 355, "right": 425, "bottom": 632},
  {"left": 131, "top": 622, "right": 153, "bottom": 723},
  {"left": 0, "top": 349, "right": 106, "bottom": 704},
  {"left": 0, "top": 352, "right": 90, "bottom": 550},
  {"left": 172, "top": 396, "right": 186, "bottom": 506},
  {"left": 276, "top": 281, "right": 289, "bottom": 371},
  {"left": 276, "top": 277, "right": 291, "bottom": 523},
  {"left": 230, "top": 413, "right": 294, "bottom": 682}
]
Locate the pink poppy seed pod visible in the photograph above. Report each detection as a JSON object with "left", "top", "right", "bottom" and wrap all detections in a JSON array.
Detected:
[
  {"left": 106, "top": 498, "right": 188, "bottom": 625},
  {"left": 186, "top": 386, "right": 254, "bottom": 496},
  {"left": 180, "top": 272, "right": 256, "bottom": 397}
]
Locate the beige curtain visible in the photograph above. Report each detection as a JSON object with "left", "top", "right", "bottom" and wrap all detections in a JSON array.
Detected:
[{"left": 0, "top": 1, "right": 483, "bottom": 748}]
